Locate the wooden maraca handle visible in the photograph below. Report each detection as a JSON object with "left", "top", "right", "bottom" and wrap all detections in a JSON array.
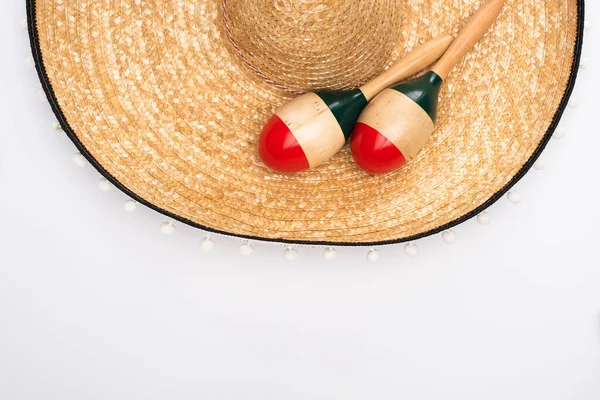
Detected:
[
  {"left": 360, "top": 35, "right": 453, "bottom": 101},
  {"left": 431, "top": 0, "right": 505, "bottom": 80}
]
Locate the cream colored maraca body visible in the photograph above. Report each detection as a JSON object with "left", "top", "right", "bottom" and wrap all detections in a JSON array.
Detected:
[
  {"left": 275, "top": 92, "right": 346, "bottom": 168},
  {"left": 358, "top": 89, "right": 435, "bottom": 162}
]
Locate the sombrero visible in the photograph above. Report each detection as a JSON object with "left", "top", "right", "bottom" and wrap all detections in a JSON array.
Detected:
[{"left": 27, "top": 0, "right": 584, "bottom": 246}]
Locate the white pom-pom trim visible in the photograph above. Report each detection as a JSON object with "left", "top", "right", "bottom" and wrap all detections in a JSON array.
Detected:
[
  {"left": 579, "top": 57, "right": 589, "bottom": 70},
  {"left": 507, "top": 190, "right": 522, "bottom": 204},
  {"left": 323, "top": 247, "right": 337, "bottom": 262},
  {"left": 477, "top": 212, "right": 491, "bottom": 225},
  {"left": 123, "top": 200, "right": 137, "bottom": 212},
  {"left": 52, "top": 121, "right": 62, "bottom": 132},
  {"left": 567, "top": 96, "right": 580, "bottom": 108},
  {"left": 534, "top": 160, "right": 546, "bottom": 170},
  {"left": 20, "top": 18, "right": 28, "bottom": 28},
  {"left": 404, "top": 243, "right": 419, "bottom": 258},
  {"left": 442, "top": 230, "right": 456, "bottom": 244},
  {"left": 200, "top": 237, "right": 215, "bottom": 251},
  {"left": 72, "top": 152, "right": 87, "bottom": 167},
  {"left": 160, "top": 221, "right": 175, "bottom": 235},
  {"left": 366, "top": 248, "right": 380, "bottom": 263},
  {"left": 97, "top": 179, "right": 112, "bottom": 192},
  {"left": 284, "top": 247, "right": 299, "bottom": 261},
  {"left": 239, "top": 242, "right": 254, "bottom": 256},
  {"left": 554, "top": 126, "right": 566, "bottom": 139}
]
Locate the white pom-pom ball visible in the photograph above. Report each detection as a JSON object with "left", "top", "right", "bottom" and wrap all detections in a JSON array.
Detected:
[
  {"left": 404, "top": 243, "right": 419, "bottom": 258},
  {"left": 20, "top": 18, "right": 28, "bottom": 28},
  {"left": 323, "top": 247, "right": 337, "bottom": 262},
  {"left": 554, "top": 126, "right": 566, "bottom": 139},
  {"left": 568, "top": 96, "right": 580, "bottom": 108},
  {"left": 97, "top": 179, "right": 112, "bottom": 191},
  {"left": 477, "top": 212, "right": 491, "bottom": 225},
  {"left": 579, "top": 57, "right": 589, "bottom": 70},
  {"left": 507, "top": 190, "right": 522, "bottom": 204},
  {"left": 52, "top": 121, "right": 62, "bottom": 132},
  {"left": 239, "top": 242, "right": 254, "bottom": 256},
  {"left": 366, "top": 249, "right": 380, "bottom": 264},
  {"left": 123, "top": 200, "right": 137, "bottom": 212},
  {"left": 284, "top": 247, "right": 299, "bottom": 261},
  {"left": 72, "top": 152, "right": 87, "bottom": 167},
  {"left": 200, "top": 237, "right": 215, "bottom": 251},
  {"left": 442, "top": 230, "right": 456, "bottom": 244},
  {"left": 25, "top": 56, "right": 34, "bottom": 67},
  {"left": 584, "top": 20, "right": 592, "bottom": 31},
  {"left": 534, "top": 160, "right": 546, "bottom": 170},
  {"left": 160, "top": 221, "right": 175, "bottom": 235}
]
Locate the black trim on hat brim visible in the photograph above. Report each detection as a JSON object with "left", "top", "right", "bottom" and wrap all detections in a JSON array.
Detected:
[{"left": 26, "top": 0, "right": 585, "bottom": 248}]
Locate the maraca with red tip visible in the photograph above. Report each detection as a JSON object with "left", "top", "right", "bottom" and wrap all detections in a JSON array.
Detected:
[
  {"left": 351, "top": 0, "right": 505, "bottom": 174},
  {"left": 259, "top": 35, "right": 454, "bottom": 173}
]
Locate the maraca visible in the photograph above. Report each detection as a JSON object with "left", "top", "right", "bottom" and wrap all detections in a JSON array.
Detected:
[
  {"left": 351, "top": 0, "right": 505, "bottom": 174},
  {"left": 259, "top": 35, "right": 454, "bottom": 173}
]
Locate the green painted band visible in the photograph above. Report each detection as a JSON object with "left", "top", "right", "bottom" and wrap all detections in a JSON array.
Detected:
[
  {"left": 316, "top": 89, "right": 368, "bottom": 139},
  {"left": 390, "top": 71, "right": 443, "bottom": 122}
]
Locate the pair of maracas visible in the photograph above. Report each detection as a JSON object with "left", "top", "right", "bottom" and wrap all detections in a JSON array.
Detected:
[{"left": 259, "top": 0, "right": 504, "bottom": 174}]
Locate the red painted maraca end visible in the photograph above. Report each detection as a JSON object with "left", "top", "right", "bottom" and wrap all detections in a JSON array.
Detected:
[
  {"left": 259, "top": 114, "right": 310, "bottom": 173},
  {"left": 351, "top": 122, "right": 407, "bottom": 175}
]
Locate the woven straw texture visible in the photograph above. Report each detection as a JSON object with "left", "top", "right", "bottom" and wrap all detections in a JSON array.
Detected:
[{"left": 31, "top": 0, "right": 580, "bottom": 244}]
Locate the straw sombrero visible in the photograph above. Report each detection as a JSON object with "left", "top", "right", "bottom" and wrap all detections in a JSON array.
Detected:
[{"left": 27, "top": 0, "right": 584, "bottom": 246}]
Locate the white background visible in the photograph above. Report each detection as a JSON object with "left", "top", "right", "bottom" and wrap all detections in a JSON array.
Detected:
[{"left": 1, "top": 1, "right": 599, "bottom": 399}]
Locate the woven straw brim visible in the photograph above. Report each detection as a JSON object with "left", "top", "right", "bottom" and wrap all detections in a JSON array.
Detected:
[{"left": 28, "top": 0, "right": 583, "bottom": 245}]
